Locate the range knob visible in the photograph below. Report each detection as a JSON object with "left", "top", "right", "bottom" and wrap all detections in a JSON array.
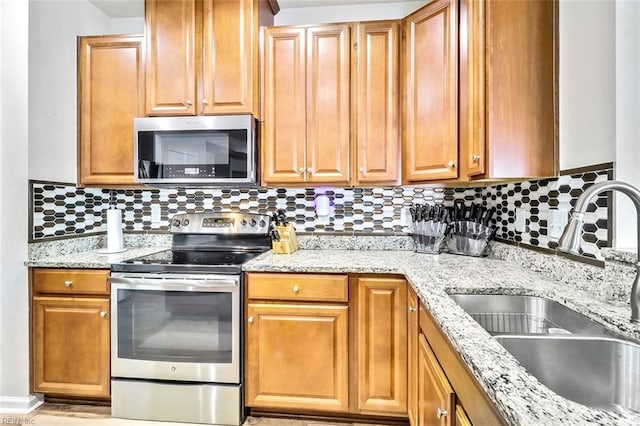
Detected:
[
  {"left": 182, "top": 218, "right": 190, "bottom": 226},
  {"left": 250, "top": 219, "right": 257, "bottom": 227},
  {"left": 259, "top": 219, "right": 266, "bottom": 227},
  {"left": 241, "top": 219, "right": 248, "bottom": 227},
  {"left": 172, "top": 219, "right": 181, "bottom": 227}
]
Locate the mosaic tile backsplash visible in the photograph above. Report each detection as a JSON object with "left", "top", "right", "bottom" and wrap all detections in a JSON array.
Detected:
[{"left": 30, "top": 163, "right": 613, "bottom": 260}]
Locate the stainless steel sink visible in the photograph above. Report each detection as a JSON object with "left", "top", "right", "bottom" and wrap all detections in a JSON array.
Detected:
[
  {"left": 449, "top": 294, "right": 640, "bottom": 414},
  {"left": 496, "top": 335, "right": 640, "bottom": 415},
  {"left": 448, "top": 294, "right": 622, "bottom": 338}
]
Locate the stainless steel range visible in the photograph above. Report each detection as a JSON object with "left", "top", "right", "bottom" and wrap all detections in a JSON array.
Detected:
[{"left": 109, "top": 212, "right": 270, "bottom": 425}]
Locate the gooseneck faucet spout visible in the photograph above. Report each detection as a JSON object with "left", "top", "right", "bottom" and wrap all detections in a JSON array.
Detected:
[{"left": 558, "top": 181, "right": 640, "bottom": 323}]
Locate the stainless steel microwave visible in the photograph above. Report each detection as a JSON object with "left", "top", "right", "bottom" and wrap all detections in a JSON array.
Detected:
[{"left": 134, "top": 115, "right": 257, "bottom": 186}]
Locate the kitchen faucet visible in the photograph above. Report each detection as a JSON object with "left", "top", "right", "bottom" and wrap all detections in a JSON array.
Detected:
[{"left": 557, "top": 180, "right": 640, "bottom": 323}]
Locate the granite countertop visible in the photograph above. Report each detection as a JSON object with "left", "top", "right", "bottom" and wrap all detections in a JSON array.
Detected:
[
  {"left": 243, "top": 250, "right": 640, "bottom": 426},
  {"left": 26, "top": 246, "right": 168, "bottom": 269}
]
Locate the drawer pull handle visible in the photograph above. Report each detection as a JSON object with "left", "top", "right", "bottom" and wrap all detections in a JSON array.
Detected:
[
  {"left": 248, "top": 316, "right": 254, "bottom": 324},
  {"left": 293, "top": 285, "right": 300, "bottom": 294},
  {"left": 99, "top": 311, "right": 107, "bottom": 318},
  {"left": 64, "top": 280, "right": 72, "bottom": 287},
  {"left": 436, "top": 408, "right": 448, "bottom": 419}
]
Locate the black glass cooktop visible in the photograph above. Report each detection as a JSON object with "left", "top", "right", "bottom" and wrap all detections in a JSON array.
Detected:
[{"left": 111, "top": 249, "right": 266, "bottom": 274}]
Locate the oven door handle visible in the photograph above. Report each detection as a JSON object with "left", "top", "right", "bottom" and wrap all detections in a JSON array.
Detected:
[{"left": 108, "top": 276, "right": 239, "bottom": 291}]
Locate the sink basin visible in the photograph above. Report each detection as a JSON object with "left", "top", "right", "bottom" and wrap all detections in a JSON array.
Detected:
[
  {"left": 496, "top": 335, "right": 640, "bottom": 415},
  {"left": 448, "top": 294, "right": 622, "bottom": 338}
]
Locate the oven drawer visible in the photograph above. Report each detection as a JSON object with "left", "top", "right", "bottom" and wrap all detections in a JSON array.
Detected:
[
  {"left": 33, "top": 268, "right": 110, "bottom": 295},
  {"left": 247, "top": 273, "right": 348, "bottom": 302}
]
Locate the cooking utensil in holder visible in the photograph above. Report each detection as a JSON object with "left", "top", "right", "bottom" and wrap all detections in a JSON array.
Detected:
[
  {"left": 271, "top": 224, "right": 299, "bottom": 254},
  {"left": 446, "top": 221, "right": 494, "bottom": 257},
  {"left": 412, "top": 220, "right": 449, "bottom": 254}
]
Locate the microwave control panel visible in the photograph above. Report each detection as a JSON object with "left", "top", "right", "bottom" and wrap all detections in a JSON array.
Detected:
[{"left": 163, "top": 165, "right": 216, "bottom": 178}]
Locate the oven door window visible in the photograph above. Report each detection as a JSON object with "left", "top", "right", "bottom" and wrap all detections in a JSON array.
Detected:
[
  {"left": 137, "top": 129, "right": 249, "bottom": 180},
  {"left": 116, "top": 290, "right": 233, "bottom": 364}
]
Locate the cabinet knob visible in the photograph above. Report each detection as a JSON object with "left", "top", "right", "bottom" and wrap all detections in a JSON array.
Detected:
[
  {"left": 472, "top": 154, "right": 481, "bottom": 162},
  {"left": 99, "top": 311, "right": 107, "bottom": 318},
  {"left": 202, "top": 99, "right": 209, "bottom": 105},
  {"left": 293, "top": 285, "right": 300, "bottom": 294},
  {"left": 359, "top": 166, "right": 365, "bottom": 173},
  {"left": 306, "top": 168, "right": 313, "bottom": 174},
  {"left": 64, "top": 280, "right": 72, "bottom": 287},
  {"left": 436, "top": 408, "right": 448, "bottom": 419},
  {"left": 248, "top": 316, "right": 254, "bottom": 323},
  {"left": 185, "top": 100, "right": 193, "bottom": 106},
  {"left": 409, "top": 306, "right": 417, "bottom": 313},
  {"left": 447, "top": 160, "right": 455, "bottom": 168},
  {"left": 299, "top": 167, "right": 305, "bottom": 175}
]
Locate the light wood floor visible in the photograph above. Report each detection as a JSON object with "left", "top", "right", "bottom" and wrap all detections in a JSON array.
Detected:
[{"left": 1, "top": 403, "right": 391, "bottom": 425}]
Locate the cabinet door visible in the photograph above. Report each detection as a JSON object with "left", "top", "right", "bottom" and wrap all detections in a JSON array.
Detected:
[
  {"left": 261, "top": 27, "right": 307, "bottom": 184},
  {"left": 78, "top": 35, "right": 144, "bottom": 187},
  {"left": 352, "top": 277, "right": 407, "bottom": 415},
  {"left": 353, "top": 21, "right": 400, "bottom": 185},
  {"left": 246, "top": 303, "right": 349, "bottom": 412},
  {"left": 403, "top": 0, "right": 458, "bottom": 182},
  {"left": 200, "top": 0, "right": 254, "bottom": 115},
  {"left": 408, "top": 287, "right": 419, "bottom": 426},
  {"left": 418, "top": 334, "right": 455, "bottom": 426},
  {"left": 459, "top": 0, "right": 485, "bottom": 177},
  {"left": 306, "top": 24, "right": 351, "bottom": 185},
  {"left": 145, "top": 0, "right": 196, "bottom": 115},
  {"left": 32, "top": 297, "right": 110, "bottom": 398},
  {"left": 455, "top": 404, "right": 473, "bottom": 426}
]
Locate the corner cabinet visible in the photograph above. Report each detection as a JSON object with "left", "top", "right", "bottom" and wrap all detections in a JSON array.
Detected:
[
  {"left": 459, "top": 0, "right": 557, "bottom": 180},
  {"left": 402, "top": 0, "right": 459, "bottom": 183},
  {"left": 145, "top": 0, "right": 275, "bottom": 116},
  {"left": 261, "top": 21, "right": 401, "bottom": 186},
  {"left": 77, "top": 35, "right": 144, "bottom": 187},
  {"left": 31, "top": 268, "right": 111, "bottom": 399}
]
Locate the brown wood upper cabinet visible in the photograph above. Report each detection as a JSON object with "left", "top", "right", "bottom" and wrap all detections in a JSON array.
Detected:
[
  {"left": 77, "top": 35, "right": 144, "bottom": 187},
  {"left": 402, "top": 0, "right": 459, "bottom": 183},
  {"left": 262, "top": 21, "right": 400, "bottom": 186},
  {"left": 262, "top": 24, "right": 351, "bottom": 185},
  {"left": 145, "top": 0, "right": 275, "bottom": 116},
  {"left": 459, "top": 0, "right": 557, "bottom": 180},
  {"left": 352, "top": 21, "right": 400, "bottom": 186}
]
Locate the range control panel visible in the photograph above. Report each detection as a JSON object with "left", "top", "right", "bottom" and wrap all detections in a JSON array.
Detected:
[{"left": 169, "top": 212, "right": 270, "bottom": 235}]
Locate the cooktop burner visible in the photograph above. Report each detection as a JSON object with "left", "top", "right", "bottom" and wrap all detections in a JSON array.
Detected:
[{"left": 111, "top": 249, "right": 266, "bottom": 274}]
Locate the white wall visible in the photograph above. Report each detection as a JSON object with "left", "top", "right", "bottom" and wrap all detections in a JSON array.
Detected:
[
  {"left": 275, "top": 0, "right": 427, "bottom": 25},
  {"left": 614, "top": 1, "right": 640, "bottom": 250},
  {"left": 110, "top": 17, "right": 145, "bottom": 34},
  {"left": 28, "top": 0, "right": 144, "bottom": 184},
  {"left": 559, "top": 0, "right": 616, "bottom": 170},
  {"left": 0, "top": 0, "right": 41, "bottom": 413}
]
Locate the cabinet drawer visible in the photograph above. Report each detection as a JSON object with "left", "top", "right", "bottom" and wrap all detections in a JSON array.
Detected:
[
  {"left": 247, "top": 273, "right": 348, "bottom": 302},
  {"left": 32, "top": 269, "right": 110, "bottom": 295}
]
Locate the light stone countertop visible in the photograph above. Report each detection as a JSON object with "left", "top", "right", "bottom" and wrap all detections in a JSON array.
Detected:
[
  {"left": 26, "top": 246, "right": 169, "bottom": 269},
  {"left": 243, "top": 250, "right": 640, "bottom": 426}
]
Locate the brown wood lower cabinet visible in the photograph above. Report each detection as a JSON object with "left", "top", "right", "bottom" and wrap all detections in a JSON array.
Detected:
[
  {"left": 31, "top": 268, "right": 110, "bottom": 399},
  {"left": 351, "top": 276, "right": 407, "bottom": 416},
  {"left": 418, "top": 333, "right": 455, "bottom": 426},
  {"left": 245, "top": 302, "right": 349, "bottom": 412}
]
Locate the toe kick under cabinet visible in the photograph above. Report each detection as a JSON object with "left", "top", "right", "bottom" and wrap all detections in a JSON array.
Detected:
[
  {"left": 245, "top": 273, "right": 408, "bottom": 419},
  {"left": 30, "top": 268, "right": 111, "bottom": 400}
]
